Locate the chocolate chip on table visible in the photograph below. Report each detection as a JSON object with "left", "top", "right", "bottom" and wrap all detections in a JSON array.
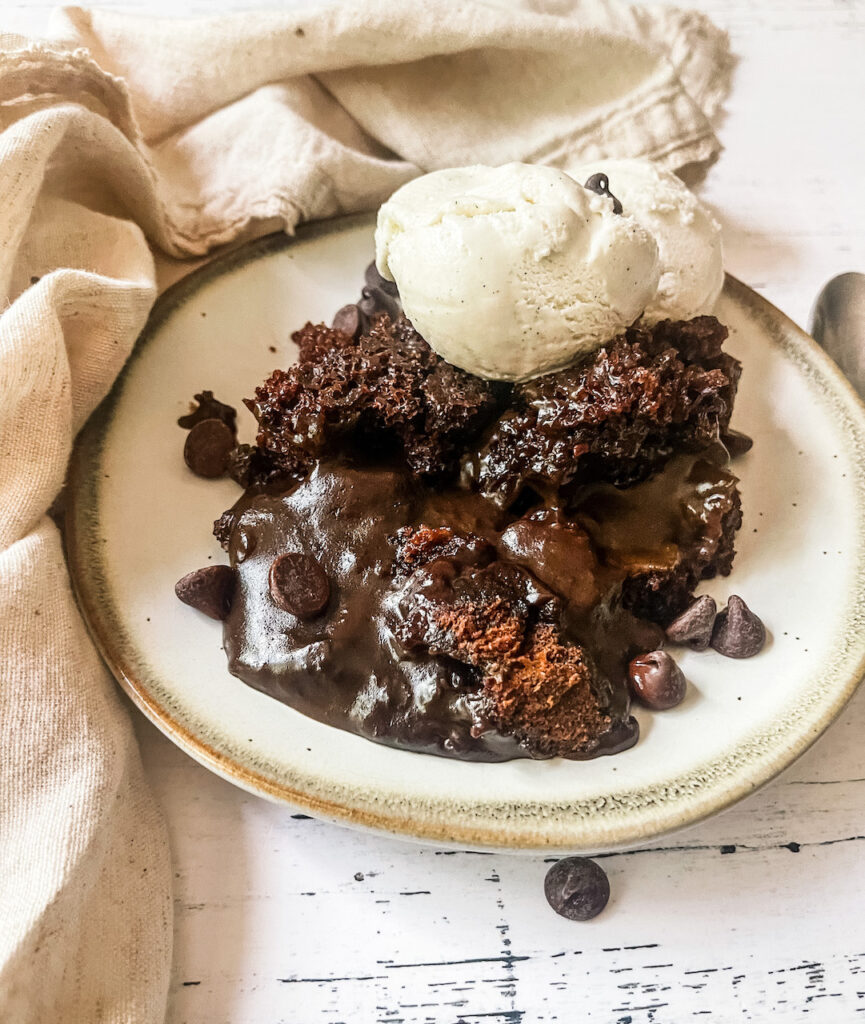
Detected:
[
  {"left": 583, "top": 172, "right": 624, "bottom": 215},
  {"left": 184, "top": 418, "right": 236, "bottom": 479},
  {"left": 269, "top": 552, "right": 331, "bottom": 619},
  {"left": 175, "top": 565, "right": 235, "bottom": 620},
  {"left": 721, "top": 429, "right": 754, "bottom": 459},
  {"left": 544, "top": 858, "right": 610, "bottom": 921},
  {"left": 666, "top": 595, "right": 717, "bottom": 651},
  {"left": 178, "top": 390, "right": 237, "bottom": 432},
  {"left": 711, "top": 595, "right": 766, "bottom": 658},
  {"left": 364, "top": 260, "right": 399, "bottom": 298},
  {"left": 332, "top": 303, "right": 362, "bottom": 338},
  {"left": 628, "top": 650, "right": 687, "bottom": 710}
]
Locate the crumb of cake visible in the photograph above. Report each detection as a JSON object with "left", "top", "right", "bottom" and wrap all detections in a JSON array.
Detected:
[
  {"left": 246, "top": 314, "right": 501, "bottom": 479},
  {"left": 225, "top": 442, "right": 308, "bottom": 490},
  {"left": 468, "top": 316, "right": 740, "bottom": 506},
  {"left": 213, "top": 509, "right": 237, "bottom": 550},
  {"left": 392, "top": 525, "right": 494, "bottom": 576}
]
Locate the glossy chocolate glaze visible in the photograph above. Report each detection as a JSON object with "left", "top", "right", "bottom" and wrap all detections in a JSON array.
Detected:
[
  {"left": 222, "top": 454, "right": 736, "bottom": 761},
  {"left": 223, "top": 462, "right": 519, "bottom": 760}
]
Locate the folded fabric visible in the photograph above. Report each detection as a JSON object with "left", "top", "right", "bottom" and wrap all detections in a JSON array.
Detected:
[{"left": 0, "top": 3, "right": 730, "bottom": 1021}]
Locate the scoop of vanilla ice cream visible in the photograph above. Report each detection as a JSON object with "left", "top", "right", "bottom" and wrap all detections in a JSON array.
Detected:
[
  {"left": 375, "top": 164, "right": 660, "bottom": 382},
  {"left": 574, "top": 159, "right": 723, "bottom": 323}
]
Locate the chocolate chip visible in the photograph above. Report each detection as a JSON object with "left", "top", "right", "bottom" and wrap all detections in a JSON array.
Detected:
[
  {"left": 364, "top": 260, "right": 399, "bottom": 297},
  {"left": 544, "top": 858, "right": 610, "bottom": 921},
  {"left": 361, "top": 284, "right": 401, "bottom": 321},
  {"left": 721, "top": 429, "right": 754, "bottom": 459},
  {"left": 666, "top": 595, "right": 717, "bottom": 650},
  {"left": 332, "top": 303, "right": 362, "bottom": 338},
  {"left": 175, "top": 565, "right": 235, "bottom": 620},
  {"left": 269, "top": 552, "right": 330, "bottom": 618},
  {"left": 178, "top": 390, "right": 237, "bottom": 432},
  {"left": 701, "top": 440, "right": 734, "bottom": 467},
  {"left": 583, "top": 172, "right": 623, "bottom": 215},
  {"left": 184, "top": 418, "right": 236, "bottom": 478},
  {"left": 711, "top": 595, "right": 766, "bottom": 658},
  {"left": 628, "top": 650, "right": 686, "bottom": 710}
]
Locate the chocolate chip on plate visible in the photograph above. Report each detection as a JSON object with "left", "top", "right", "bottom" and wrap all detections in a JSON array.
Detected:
[
  {"left": 721, "top": 429, "right": 754, "bottom": 459},
  {"left": 178, "top": 390, "right": 237, "bottom": 432},
  {"left": 332, "top": 303, "right": 362, "bottom": 338},
  {"left": 175, "top": 565, "right": 236, "bottom": 620},
  {"left": 628, "top": 650, "right": 687, "bottom": 710},
  {"left": 184, "top": 418, "right": 236, "bottom": 478},
  {"left": 583, "top": 172, "right": 623, "bottom": 215},
  {"left": 666, "top": 595, "right": 717, "bottom": 651},
  {"left": 269, "top": 552, "right": 331, "bottom": 619},
  {"left": 364, "top": 260, "right": 399, "bottom": 297},
  {"left": 711, "top": 595, "right": 766, "bottom": 658},
  {"left": 544, "top": 858, "right": 610, "bottom": 921},
  {"left": 361, "top": 284, "right": 401, "bottom": 321}
]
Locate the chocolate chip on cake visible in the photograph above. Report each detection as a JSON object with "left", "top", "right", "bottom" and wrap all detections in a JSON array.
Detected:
[
  {"left": 175, "top": 565, "right": 235, "bottom": 620},
  {"left": 269, "top": 552, "right": 331, "bottom": 619},
  {"left": 544, "top": 858, "right": 610, "bottom": 921},
  {"left": 184, "top": 418, "right": 236, "bottom": 478},
  {"left": 711, "top": 595, "right": 766, "bottom": 658},
  {"left": 666, "top": 595, "right": 717, "bottom": 650},
  {"left": 628, "top": 650, "right": 687, "bottom": 710}
]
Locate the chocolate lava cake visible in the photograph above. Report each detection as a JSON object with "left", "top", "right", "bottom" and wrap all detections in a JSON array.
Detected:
[{"left": 178, "top": 275, "right": 746, "bottom": 762}]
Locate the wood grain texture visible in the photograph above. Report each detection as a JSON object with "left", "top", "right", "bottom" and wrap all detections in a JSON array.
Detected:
[{"left": 5, "top": 0, "right": 865, "bottom": 1019}]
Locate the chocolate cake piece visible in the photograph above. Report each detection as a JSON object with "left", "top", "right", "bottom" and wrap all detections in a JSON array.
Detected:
[
  {"left": 392, "top": 557, "right": 636, "bottom": 759},
  {"left": 183, "top": 273, "right": 749, "bottom": 763},
  {"left": 570, "top": 456, "right": 742, "bottom": 625},
  {"left": 204, "top": 452, "right": 739, "bottom": 761},
  {"left": 467, "top": 316, "right": 740, "bottom": 507},
  {"left": 246, "top": 314, "right": 502, "bottom": 480}
]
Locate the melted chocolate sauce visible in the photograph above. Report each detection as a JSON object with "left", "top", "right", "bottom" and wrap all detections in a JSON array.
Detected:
[{"left": 222, "top": 454, "right": 736, "bottom": 761}]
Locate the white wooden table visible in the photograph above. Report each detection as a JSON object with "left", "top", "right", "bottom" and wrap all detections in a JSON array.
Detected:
[{"left": 8, "top": 1, "right": 865, "bottom": 1020}]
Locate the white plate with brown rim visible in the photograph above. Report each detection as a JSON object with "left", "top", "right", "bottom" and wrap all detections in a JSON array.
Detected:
[{"left": 66, "top": 213, "right": 865, "bottom": 853}]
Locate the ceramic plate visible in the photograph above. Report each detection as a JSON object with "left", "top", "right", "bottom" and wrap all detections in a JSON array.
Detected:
[{"left": 67, "top": 214, "right": 865, "bottom": 853}]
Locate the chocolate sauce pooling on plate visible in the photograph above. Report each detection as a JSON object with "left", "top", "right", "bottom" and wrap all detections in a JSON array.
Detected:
[{"left": 222, "top": 455, "right": 737, "bottom": 761}]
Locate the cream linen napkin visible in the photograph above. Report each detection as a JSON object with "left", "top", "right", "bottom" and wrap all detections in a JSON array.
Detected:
[{"left": 0, "top": 3, "right": 731, "bottom": 1021}]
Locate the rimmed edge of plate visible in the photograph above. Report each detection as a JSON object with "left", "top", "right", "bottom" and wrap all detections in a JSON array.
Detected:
[{"left": 66, "top": 216, "right": 865, "bottom": 852}]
